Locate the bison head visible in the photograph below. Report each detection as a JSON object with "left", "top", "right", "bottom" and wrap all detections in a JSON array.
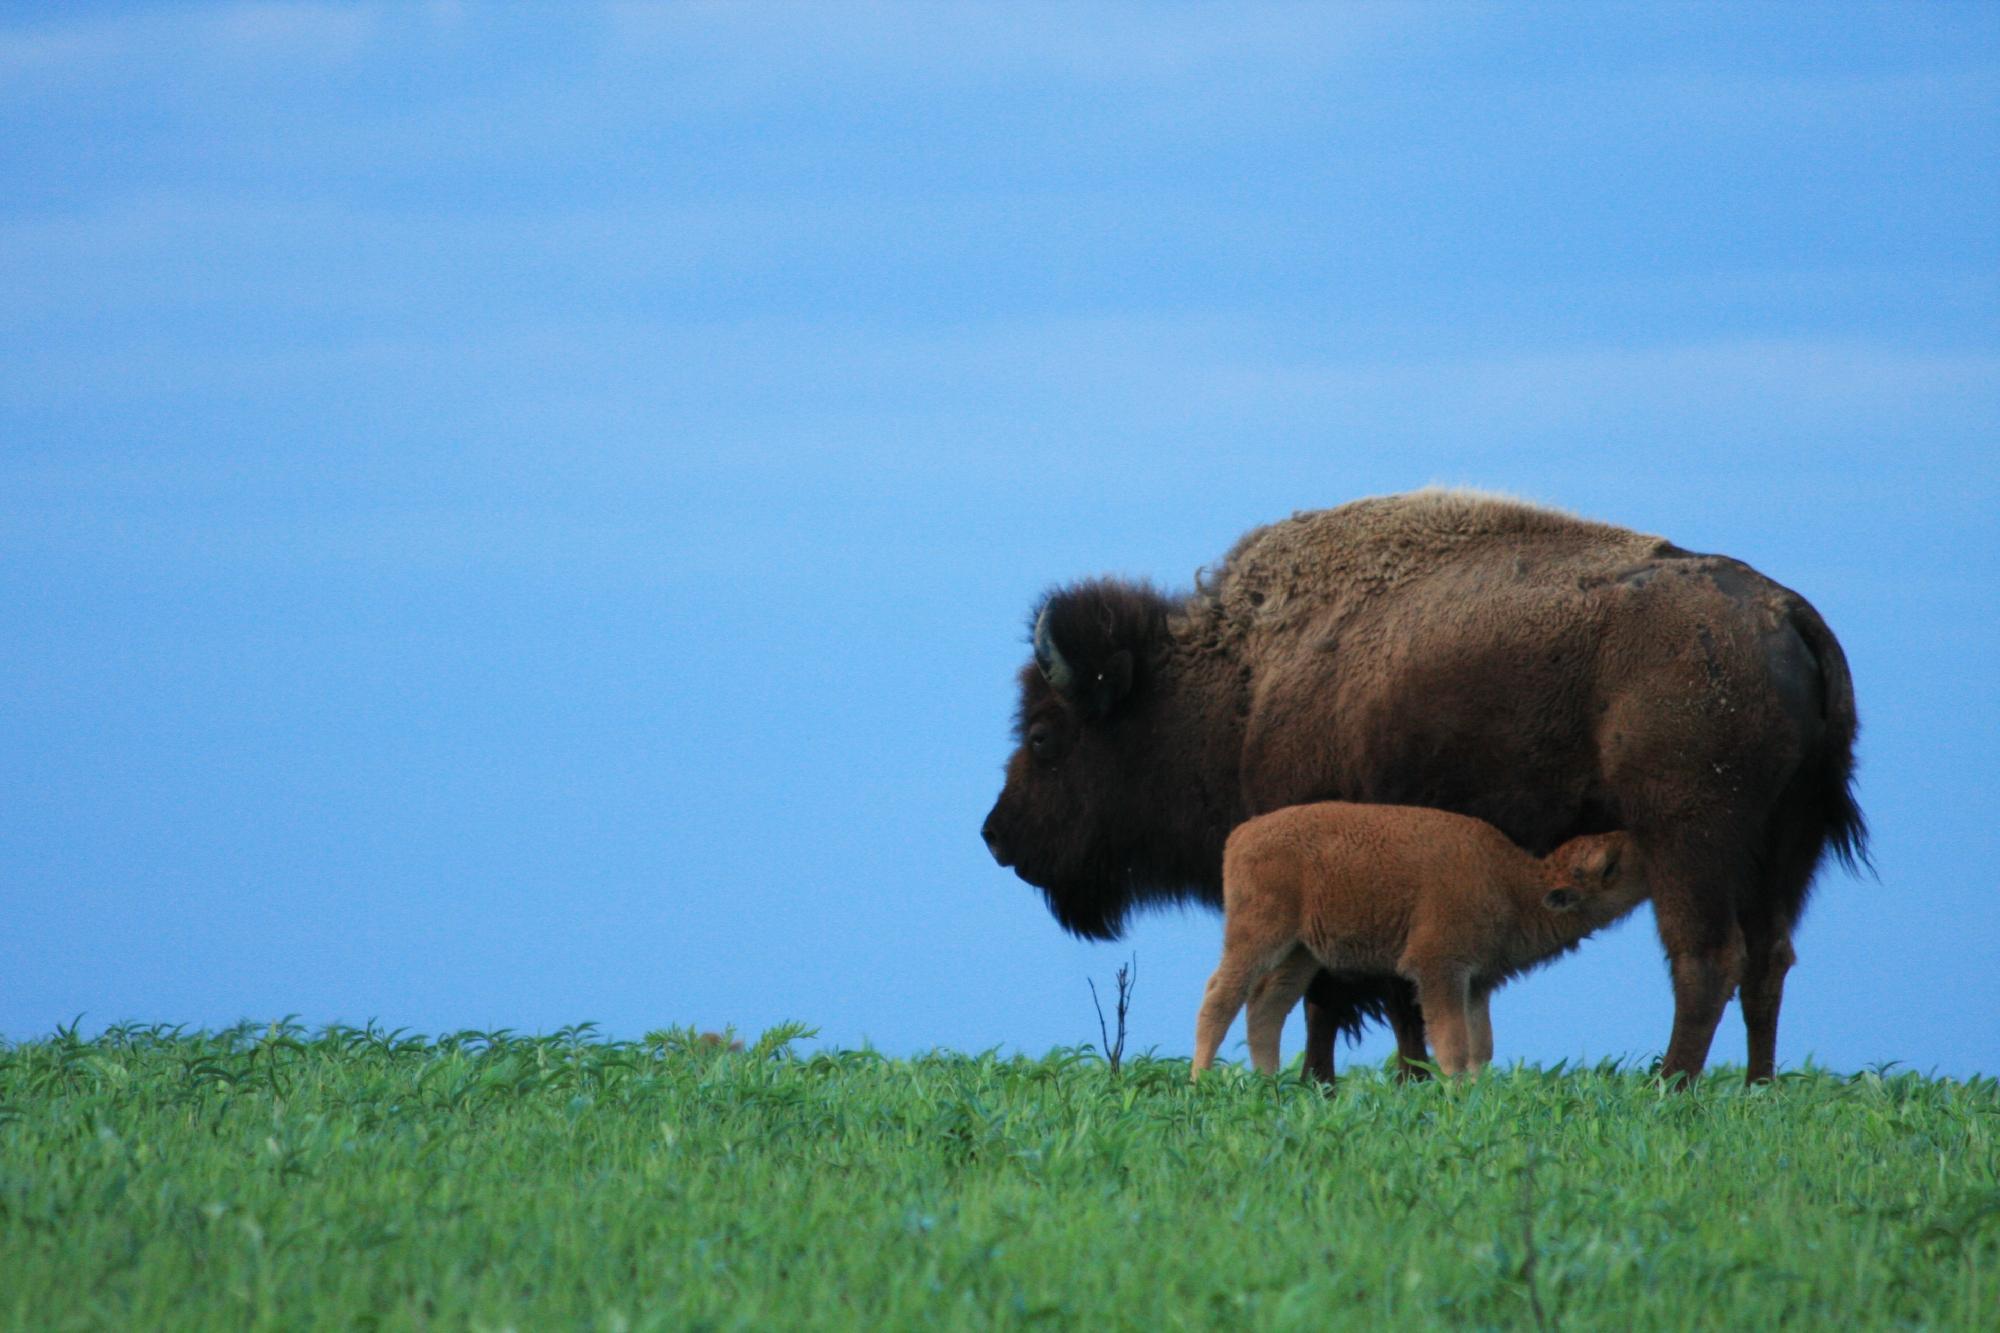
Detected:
[{"left": 980, "top": 579, "right": 1182, "bottom": 940}]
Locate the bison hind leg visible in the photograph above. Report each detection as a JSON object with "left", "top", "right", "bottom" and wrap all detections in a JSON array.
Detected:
[
  {"left": 1737, "top": 910, "right": 1796, "bottom": 1085},
  {"left": 1737, "top": 775, "right": 1831, "bottom": 1084},
  {"left": 1641, "top": 828, "right": 1760, "bottom": 1087}
]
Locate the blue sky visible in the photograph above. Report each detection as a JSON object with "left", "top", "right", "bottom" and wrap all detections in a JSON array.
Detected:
[{"left": 4, "top": 3, "right": 1996, "bottom": 1076}]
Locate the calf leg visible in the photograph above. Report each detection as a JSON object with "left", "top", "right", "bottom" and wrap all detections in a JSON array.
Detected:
[
  {"left": 1193, "top": 953, "right": 1262, "bottom": 1079},
  {"left": 1465, "top": 987, "right": 1495, "bottom": 1073},
  {"left": 1407, "top": 967, "right": 1474, "bottom": 1077},
  {"left": 1245, "top": 948, "right": 1320, "bottom": 1075}
]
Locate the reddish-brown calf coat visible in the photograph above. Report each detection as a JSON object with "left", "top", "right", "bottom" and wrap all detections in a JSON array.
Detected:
[{"left": 1192, "top": 802, "right": 1645, "bottom": 1078}]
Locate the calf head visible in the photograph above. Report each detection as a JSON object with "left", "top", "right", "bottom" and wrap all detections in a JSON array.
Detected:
[{"left": 1541, "top": 832, "right": 1648, "bottom": 924}]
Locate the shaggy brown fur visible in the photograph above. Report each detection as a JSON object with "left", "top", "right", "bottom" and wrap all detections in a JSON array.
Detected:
[
  {"left": 1191, "top": 804, "right": 1647, "bottom": 1079},
  {"left": 983, "top": 489, "right": 1864, "bottom": 1086}
]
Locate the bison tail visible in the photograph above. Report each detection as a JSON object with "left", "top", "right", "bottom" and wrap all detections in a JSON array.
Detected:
[{"left": 1787, "top": 597, "right": 1871, "bottom": 876}]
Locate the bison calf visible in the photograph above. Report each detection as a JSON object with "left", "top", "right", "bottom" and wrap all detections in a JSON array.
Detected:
[{"left": 1192, "top": 802, "right": 1647, "bottom": 1080}]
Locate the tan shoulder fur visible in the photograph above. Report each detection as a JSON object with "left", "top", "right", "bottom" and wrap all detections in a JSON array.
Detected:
[{"left": 1180, "top": 488, "right": 1667, "bottom": 642}]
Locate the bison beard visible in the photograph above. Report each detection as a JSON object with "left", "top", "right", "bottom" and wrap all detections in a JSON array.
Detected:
[{"left": 981, "top": 491, "right": 1866, "bottom": 1086}]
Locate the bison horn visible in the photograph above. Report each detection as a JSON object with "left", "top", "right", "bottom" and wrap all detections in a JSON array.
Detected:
[{"left": 1033, "top": 607, "right": 1077, "bottom": 694}]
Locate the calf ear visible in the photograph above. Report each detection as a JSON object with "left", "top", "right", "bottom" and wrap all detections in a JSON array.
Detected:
[
  {"left": 1569, "top": 842, "right": 1621, "bottom": 884},
  {"left": 1543, "top": 888, "right": 1579, "bottom": 911}
]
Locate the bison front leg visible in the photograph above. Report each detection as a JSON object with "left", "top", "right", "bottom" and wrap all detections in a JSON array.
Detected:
[
  {"left": 1385, "top": 977, "right": 1431, "bottom": 1082},
  {"left": 1301, "top": 997, "right": 1339, "bottom": 1088}
]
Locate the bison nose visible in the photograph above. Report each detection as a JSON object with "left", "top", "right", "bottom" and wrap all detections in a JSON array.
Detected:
[{"left": 981, "top": 815, "right": 1013, "bottom": 867}]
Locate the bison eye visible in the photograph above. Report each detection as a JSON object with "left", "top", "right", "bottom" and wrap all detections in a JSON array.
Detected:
[{"left": 1028, "top": 723, "right": 1057, "bottom": 760}]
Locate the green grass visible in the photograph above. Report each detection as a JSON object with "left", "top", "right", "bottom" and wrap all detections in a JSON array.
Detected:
[{"left": 2, "top": 1022, "right": 1994, "bottom": 1330}]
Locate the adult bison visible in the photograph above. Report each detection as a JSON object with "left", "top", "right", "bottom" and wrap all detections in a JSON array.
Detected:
[{"left": 981, "top": 490, "right": 1864, "bottom": 1085}]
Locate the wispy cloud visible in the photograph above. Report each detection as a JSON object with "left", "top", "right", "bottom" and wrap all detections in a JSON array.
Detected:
[
  {"left": 1201, "top": 338, "right": 2000, "bottom": 440},
  {"left": 602, "top": 1, "right": 1445, "bottom": 84},
  {"left": 0, "top": 3, "right": 434, "bottom": 95},
  {"left": 205, "top": 3, "right": 379, "bottom": 63}
]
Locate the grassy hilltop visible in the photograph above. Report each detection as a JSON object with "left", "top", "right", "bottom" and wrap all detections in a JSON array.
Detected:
[{"left": 2, "top": 1023, "right": 1994, "bottom": 1330}]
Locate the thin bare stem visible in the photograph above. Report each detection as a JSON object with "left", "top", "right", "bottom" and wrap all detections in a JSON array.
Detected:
[{"left": 1088, "top": 955, "right": 1136, "bottom": 1075}]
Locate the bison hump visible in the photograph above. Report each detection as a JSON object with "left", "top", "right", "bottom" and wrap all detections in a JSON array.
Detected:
[{"left": 1190, "top": 489, "right": 1664, "bottom": 637}]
